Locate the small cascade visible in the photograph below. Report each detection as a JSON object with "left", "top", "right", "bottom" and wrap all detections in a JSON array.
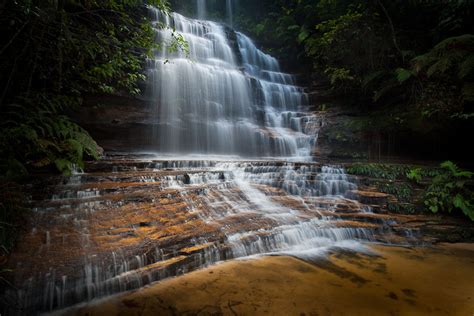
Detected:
[
  {"left": 1, "top": 6, "right": 425, "bottom": 316},
  {"left": 196, "top": 0, "right": 206, "bottom": 19},
  {"left": 2, "top": 158, "right": 422, "bottom": 315},
  {"left": 226, "top": 0, "right": 233, "bottom": 27}
]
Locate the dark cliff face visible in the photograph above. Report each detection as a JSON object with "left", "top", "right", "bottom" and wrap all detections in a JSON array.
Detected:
[
  {"left": 313, "top": 102, "right": 474, "bottom": 165},
  {"left": 72, "top": 94, "right": 156, "bottom": 152}
]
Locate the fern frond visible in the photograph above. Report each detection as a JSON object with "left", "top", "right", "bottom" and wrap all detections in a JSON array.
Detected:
[
  {"left": 412, "top": 54, "right": 437, "bottom": 73},
  {"left": 462, "top": 82, "right": 474, "bottom": 102},
  {"left": 412, "top": 34, "right": 474, "bottom": 78},
  {"left": 459, "top": 55, "right": 474, "bottom": 80},
  {"left": 373, "top": 79, "right": 399, "bottom": 102},
  {"left": 427, "top": 58, "right": 453, "bottom": 77},
  {"left": 362, "top": 70, "right": 386, "bottom": 88},
  {"left": 395, "top": 68, "right": 414, "bottom": 83}
]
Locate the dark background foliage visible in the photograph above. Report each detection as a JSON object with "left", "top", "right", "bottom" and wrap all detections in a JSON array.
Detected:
[
  {"left": 0, "top": 0, "right": 473, "bottom": 251},
  {"left": 0, "top": 0, "right": 170, "bottom": 178},
  {"left": 0, "top": 0, "right": 171, "bottom": 255},
  {"left": 226, "top": 0, "right": 474, "bottom": 162}
]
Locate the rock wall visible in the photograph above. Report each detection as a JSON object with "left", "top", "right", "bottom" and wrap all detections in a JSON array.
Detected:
[{"left": 72, "top": 94, "right": 156, "bottom": 152}]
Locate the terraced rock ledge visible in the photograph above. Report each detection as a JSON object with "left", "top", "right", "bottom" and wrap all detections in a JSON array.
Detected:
[
  {"left": 69, "top": 243, "right": 474, "bottom": 316},
  {"left": 2, "top": 155, "right": 473, "bottom": 314}
]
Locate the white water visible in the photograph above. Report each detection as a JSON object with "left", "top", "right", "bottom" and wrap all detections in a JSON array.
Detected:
[
  {"left": 7, "top": 159, "right": 417, "bottom": 314},
  {"left": 147, "top": 8, "right": 316, "bottom": 159},
  {"left": 4, "top": 6, "right": 415, "bottom": 315},
  {"left": 196, "top": 0, "right": 206, "bottom": 19},
  {"left": 226, "top": 0, "right": 233, "bottom": 27},
  {"left": 148, "top": 161, "right": 374, "bottom": 259}
]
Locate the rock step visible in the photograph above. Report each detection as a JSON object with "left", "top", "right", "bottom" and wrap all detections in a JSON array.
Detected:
[
  {"left": 84, "top": 159, "right": 327, "bottom": 173},
  {"left": 30, "top": 181, "right": 233, "bottom": 210},
  {"left": 347, "top": 190, "right": 389, "bottom": 207},
  {"left": 28, "top": 170, "right": 230, "bottom": 195},
  {"left": 8, "top": 158, "right": 435, "bottom": 314}
]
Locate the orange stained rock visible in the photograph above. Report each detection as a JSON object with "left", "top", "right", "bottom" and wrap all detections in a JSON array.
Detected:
[
  {"left": 179, "top": 243, "right": 216, "bottom": 255},
  {"left": 332, "top": 220, "right": 380, "bottom": 229},
  {"left": 69, "top": 243, "right": 474, "bottom": 316},
  {"left": 350, "top": 190, "right": 390, "bottom": 198}
]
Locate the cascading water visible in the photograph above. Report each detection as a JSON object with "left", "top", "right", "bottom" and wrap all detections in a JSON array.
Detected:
[
  {"left": 2, "top": 5, "right": 418, "bottom": 316},
  {"left": 226, "top": 0, "right": 233, "bottom": 27},
  {"left": 196, "top": 0, "right": 206, "bottom": 19},
  {"left": 147, "top": 7, "right": 316, "bottom": 158},
  {"left": 3, "top": 156, "right": 418, "bottom": 314}
]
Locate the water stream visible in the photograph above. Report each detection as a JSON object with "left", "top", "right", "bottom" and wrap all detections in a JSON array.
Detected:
[
  {"left": 2, "top": 5, "right": 420, "bottom": 315},
  {"left": 146, "top": 7, "right": 316, "bottom": 158},
  {"left": 4, "top": 159, "right": 416, "bottom": 314}
]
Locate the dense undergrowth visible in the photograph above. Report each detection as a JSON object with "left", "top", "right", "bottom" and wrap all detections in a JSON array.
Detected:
[
  {"left": 0, "top": 0, "right": 186, "bottom": 254},
  {"left": 230, "top": 0, "right": 474, "bottom": 219},
  {"left": 347, "top": 161, "right": 474, "bottom": 221},
  {"left": 0, "top": 0, "right": 177, "bottom": 178},
  {"left": 233, "top": 0, "right": 473, "bottom": 159}
]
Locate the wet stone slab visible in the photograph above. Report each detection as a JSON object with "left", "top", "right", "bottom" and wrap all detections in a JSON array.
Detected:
[
  {"left": 2, "top": 158, "right": 471, "bottom": 314},
  {"left": 67, "top": 243, "right": 474, "bottom": 316}
]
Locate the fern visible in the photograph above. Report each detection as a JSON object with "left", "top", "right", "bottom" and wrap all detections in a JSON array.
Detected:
[
  {"left": 459, "top": 55, "right": 474, "bottom": 80},
  {"left": 427, "top": 58, "right": 453, "bottom": 77},
  {"left": 413, "top": 34, "right": 474, "bottom": 79},
  {"left": 1, "top": 94, "right": 102, "bottom": 177},
  {"left": 54, "top": 159, "right": 74, "bottom": 176},
  {"left": 407, "top": 168, "right": 423, "bottom": 184},
  {"left": 362, "top": 70, "right": 386, "bottom": 89},
  {"left": 324, "top": 67, "right": 354, "bottom": 86},
  {"left": 425, "top": 161, "right": 474, "bottom": 221},
  {"left": 395, "top": 68, "right": 414, "bottom": 83},
  {"left": 373, "top": 79, "right": 399, "bottom": 102},
  {"left": 462, "top": 82, "right": 474, "bottom": 102}
]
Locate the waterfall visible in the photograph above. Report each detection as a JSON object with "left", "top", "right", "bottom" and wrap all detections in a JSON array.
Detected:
[
  {"left": 3, "top": 6, "right": 418, "bottom": 315},
  {"left": 147, "top": 8, "right": 316, "bottom": 159},
  {"left": 196, "top": 0, "right": 206, "bottom": 19},
  {"left": 226, "top": 0, "right": 233, "bottom": 27}
]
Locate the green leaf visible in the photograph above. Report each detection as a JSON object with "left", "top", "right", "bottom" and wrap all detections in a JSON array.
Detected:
[
  {"left": 407, "top": 168, "right": 422, "bottom": 183},
  {"left": 395, "top": 68, "right": 413, "bottom": 83},
  {"left": 298, "top": 29, "right": 310, "bottom": 43},
  {"left": 440, "top": 161, "right": 458, "bottom": 174},
  {"left": 454, "top": 194, "right": 474, "bottom": 221},
  {"left": 373, "top": 80, "right": 399, "bottom": 102},
  {"left": 459, "top": 55, "right": 474, "bottom": 79},
  {"left": 362, "top": 71, "right": 386, "bottom": 88},
  {"left": 287, "top": 25, "right": 300, "bottom": 31},
  {"left": 462, "top": 82, "right": 474, "bottom": 102},
  {"left": 429, "top": 205, "right": 439, "bottom": 213},
  {"left": 54, "top": 159, "right": 73, "bottom": 176}
]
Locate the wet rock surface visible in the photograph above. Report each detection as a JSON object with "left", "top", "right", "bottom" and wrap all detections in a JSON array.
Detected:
[
  {"left": 2, "top": 156, "right": 473, "bottom": 314},
  {"left": 72, "top": 94, "right": 155, "bottom": 152},
  {"left": 68, "top": 243, "right": 474, "bottom": 316}
]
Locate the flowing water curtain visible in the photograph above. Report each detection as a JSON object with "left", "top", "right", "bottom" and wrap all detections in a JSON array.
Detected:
[
  {"left": 226, "top": 0, "right": 233, "bottom": 26},
  {"left": 196, "top": 0, "right": 206, "bottom": 19},
  {"left": 147, "top": 9, "right": 315, "bottom": 158},
  {"left": 6, "top": 158, "right": 384, "bottom": 313},
  {"left": 195, "top": 0, "right": 235, "bottom": 25}
]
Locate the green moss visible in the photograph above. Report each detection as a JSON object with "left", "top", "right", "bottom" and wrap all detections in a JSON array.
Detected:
[
  {"left": 328, "top": 150, "right": 368, "bottom": 159},
  {"left": 348, "top": 162, "right": 474, "bottom": 220},
  {"left": 388, "top": 202, "right": 417, "bottom": 214},
  {"left": 347, "top": 163, "right": 411, "bottom": 180},
  {"left": 377, "top": 182, "right": 413, "bottom": 203},
  {"left": 424, "top": 161, "right": 474, "bottom": 221}
]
